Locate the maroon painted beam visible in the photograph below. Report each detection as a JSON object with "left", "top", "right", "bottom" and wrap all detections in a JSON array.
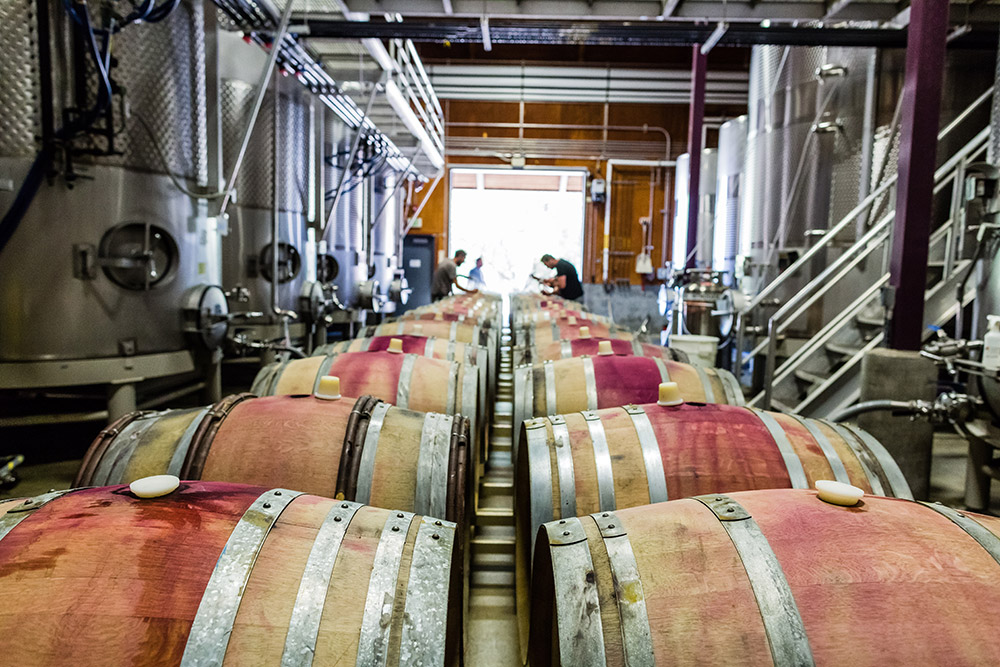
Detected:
[
  {"left": 887, "top": 0, "right": 950, "bottom": 350},
  {"left": 685, "top": 45, "right": 707, "bottom": 270}
]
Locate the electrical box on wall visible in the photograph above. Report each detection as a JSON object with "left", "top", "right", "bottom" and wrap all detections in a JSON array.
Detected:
[{"left": 590, "top": 178, "right": 606, "bottom": 203}]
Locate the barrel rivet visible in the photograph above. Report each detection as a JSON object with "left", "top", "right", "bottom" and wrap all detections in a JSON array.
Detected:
[
  {"left": 559, "top": 519, "right": 566, "bottom": 524},
  {"left": 397, "top": 512, "right": 404, "bottom": 518},
  {"left": 342, "top": 503, "right": 349, "bottom": 508},
  {"left": 602, "top": 513, "right": 609, "bottom": 517},
  {"left": 274, "top": 491, "right": 282, "bottom": 496},
  {"left": 607, "top": 524, "right": 615, "bottom": 529},
  {"left": 435, "top": 520, "right": 442, "bottom": 526},
  {"left": 392, "top": 526, "right": 400, "bottom": 532},
  {"left": 432, "top": 533, "right": 440, "bottom": 540},
  {"left": 263, "top": 502, "right": 272, "bottom": 509},
  {"left": 563, "top": 530, "right": 571, "bottom": 536},
  {"left": 334, "top": 516, "right": 342, "bottom": 522}
]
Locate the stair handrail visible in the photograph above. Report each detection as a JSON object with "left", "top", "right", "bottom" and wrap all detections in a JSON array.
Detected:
[
  {"left": 759, "top": 125, "right": 990, "bottom": 408},
  {"left": 743, "top": 85, "right": 994, "bottom": 316}
]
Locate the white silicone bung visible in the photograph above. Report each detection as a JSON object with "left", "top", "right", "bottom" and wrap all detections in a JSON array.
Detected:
[
  {"left": 815, "top": 480, "right": 864, "bottom": 506},
  {"left": 315, "top": 375, "right": 342, "bottom": 400},
  {"left": 130, "top": 474, "right": 180, "bottom": 499},
  {"left": 579, "top": 326, "right": 592, "bottom": 338},
  {"left": 568, "top": 316, "right": 577, "bottom": 325},
  {"left": 597, "top": 340, "right": 614, "bottom": 356},
  {"left": 434, "top": 312, "right": 444, "bottom": 320},
  {"left": 388, "top": 337, "right": 404, "bottom": 354},
  {"left": 657, "top": 382, "right": 684, "bottom": 406}
]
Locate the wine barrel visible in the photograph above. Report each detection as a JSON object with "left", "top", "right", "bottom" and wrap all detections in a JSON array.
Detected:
[
  {"left": 401, "top": 310, "right": 497, "bottom": 328},
  {"left": 513, "top": 320, "right": 632, "bottom": 347},
  {"left": 75, "top": 393, "right": 470, "bottom": 526},
  {"left": 315, "top": 335, "right": 492, "bottom": 432},
  {"left": 514, "top": 402, "right": 912, "bottom": 651},
  {"left": 529, "top": 489, "right": 1000, "bottom": 666},
  {"left": 363, "top": 320, "right": 497, "bottom": 359},
  {"left": 512, "top": 355, "right": 743, "bottom": 459},
  {"left": 512, "top": 337, "right": 689, "bottom": 366},
  {"left": 0, "top": 482, "right": 461, "bottom": 666},
  {"left": 512, "top": 310, "right": 611, "bottom": 328}
]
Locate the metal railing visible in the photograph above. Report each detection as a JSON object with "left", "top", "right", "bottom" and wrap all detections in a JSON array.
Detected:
[{"left": 736, "top": 86, "right": 993, "bottom": 411}]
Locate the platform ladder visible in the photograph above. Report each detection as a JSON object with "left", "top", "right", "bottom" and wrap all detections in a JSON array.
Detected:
[{"left": 738, "top": 88, "right": 993, "bottom": 417}]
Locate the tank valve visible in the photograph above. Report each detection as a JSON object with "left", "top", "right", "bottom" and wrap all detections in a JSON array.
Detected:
[
  {"left": 388, "top": 338, "right": 404, "bottom": 354},
  {"left": 315, "top": 375, "right": 342, "bottom": 400},
  {"left": 579, "top": 326, "right": 591, "bottom": 338},
  {"left": 657, "top": 382, "right": 684, "bottom": 406},
  {"left": 130, "top": 475, "right": 180, "bottom": 499},
  {"left": 815, "top": 480, "right": 864, "bottom": 506},
  {"left": 597, "top": 340, "right": 614, "bottom": 356}
]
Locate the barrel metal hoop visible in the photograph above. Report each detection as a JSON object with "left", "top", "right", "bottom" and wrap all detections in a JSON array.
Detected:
[
  {"left": 0, "top": 490, "right": 75, "bottom": 544},
  {"left": 356, "top": 510, "right": 417, "bottom": 667},
  {"left": 249, "top": 363, "right": 275, "bottom": 395},
  {"left": 746, "top": 408, "right": 810, "bottom": 490},
  {"left": 446, "top": 338, "right": 456, "bottom": 360},
  {"left": 652, "top": 357, "right": 671, "bottom": 384},
  {"left": 840, "top": 423, "right": 913, "bottom": 500},
  {"left": 399, "top": 516, "right": 458, "bottom": 666},
  {"left": 527, "top": 424, "right": 556, "bottom": 561},
  {"left": 560, "top": 340, "right": 572, "bottom": 359},
  {"left": 785, "top": 414, "right": 852, "bottom": 486},
  {"left": 631, "top": 339, "right": 643, "bottom": 356},
  {"left": 360, "top": 337, "right": 373, "bottom": 352},
  {"left": 181, "top": 488, "right": 304, "bottom": 667},
  {"left": 461, "top": 360, "right": 478, "bottom": 417},
  {"left": 449, "top": 321, "right": 458, "bottom": 340},
  {"left": 91, "top": 414, "right": 159, "bottom": 486},
  {"left": 311, "top": 353, "right": 339, "bottom": 395},
  {"left": 590, "top": 512, "right": 656, "bottom": 667},
  {"left": 693, "top": 494, "right": 815, "bottom": 667},
  {"left": 719, "top": 368, "right": 745, "bottom": 406},
  {"left": 551, "top": 321, "right": 560, "bottom": 342},
  {"left": 581, "top": 357, "right": 599, "bottom": 411},
  {"left": 543, "top": 360, "right": 558, "bottom": 416},
  {"left": 550, "top": 417, "right": 578, "bottom": 520},
  {"left": 396, "top": 354, "right": 418, "bottom": 409},
  {"left": 820, "top": 420, "right": 886, "bottom": 496},
  {"left": 544, "top": 517, "right": 607, "bottom": 665},
  {"left": 446, "top": 360, "right": 459, "bottom": 414},
  {"left": 921, "top": 501, "right": 1000, "bottom": 566},
  {"left": 693, "top": 364, "right": 717, "bottom": 403},
  {"left": 280, "top": 501, "right": 363, "bottom": 667},
  {"left": 415, "top": 413, "right": 454, "bottom": 519},
  {"left": 624, "top": 406, "right": 668, "bottom": 503},
  {"left": 583, "top": 412, "right": 616, "bottom": 512},
  {"left": 716, "top": 368, "right": 738, "bottom": 405},
  {"left": 167, "top": 406, "right": 214, "bottom": 478},
  {"left": 355, "top": 402, "right": 393, "bottom": 505},
  {"left": 396, "top": 321, "right": 406, "bottom": 335}
]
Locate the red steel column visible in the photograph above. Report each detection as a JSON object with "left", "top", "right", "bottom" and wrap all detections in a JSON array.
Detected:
[
  {"left": 685, "top": 45, "right": 708, "bottom": 270},
  {"left": 887, "top": 0, "right": 950, "bottom": 349}
]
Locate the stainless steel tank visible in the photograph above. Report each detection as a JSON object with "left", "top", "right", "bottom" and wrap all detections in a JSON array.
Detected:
[
  {"left": 371, "top": 167, "right": 402, "bottom": 310},
  {"left": 741, "top": 45, "right": 877, "bottom": 297},
  {"left": 219, "top": 34, "right": 310, "bottom": 326},
  {"left": 0, "top": 1, "right": 219, "bottom": 361},
  {"left": 670, "top": 149, "right": 717, "bottom": 271},
  {"left": 714, "top": 116, "right": 748, "bottom": 287},
  {"left": 325, "top": 127, "right": 370, "bottom": 310}
]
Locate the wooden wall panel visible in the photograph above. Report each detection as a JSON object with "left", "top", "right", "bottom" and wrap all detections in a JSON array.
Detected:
[{"left": 406, "top": 100, "right": 745, "bottom": 284}]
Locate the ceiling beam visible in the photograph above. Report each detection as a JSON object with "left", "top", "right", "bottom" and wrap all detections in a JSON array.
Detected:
[
  {"left": 292, "top": 18, "right": 999, "bottom": 49},
  {"left": 660, "top": 0, "right": 683, "bottom": 18}
]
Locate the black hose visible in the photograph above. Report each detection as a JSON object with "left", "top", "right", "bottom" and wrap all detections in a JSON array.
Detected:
[{"left": 829, "top": 399, "right": 919, "bottom": 423}]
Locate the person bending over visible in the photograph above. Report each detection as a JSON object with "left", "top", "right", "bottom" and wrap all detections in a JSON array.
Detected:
[
  {"left": 432, "top": 249, "right": 479, "bottom": 301},
  {"left": 540, "top": 254, "right": 583, "bottom": 301}
]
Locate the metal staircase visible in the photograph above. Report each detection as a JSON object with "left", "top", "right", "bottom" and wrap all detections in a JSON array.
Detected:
[{"left": 738, "top": 89, "right": 993, "bottom": 418}]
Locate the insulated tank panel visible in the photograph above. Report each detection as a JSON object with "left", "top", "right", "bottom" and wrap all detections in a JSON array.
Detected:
[
  {"left": 0, "top": 1, "right": 216, "bottom": 362},
  {"left": 714, "top": 116, "right": 748, "bottom": 286},
  {"left": 671, "top": 149, "right": 717, "bottom": 271}
]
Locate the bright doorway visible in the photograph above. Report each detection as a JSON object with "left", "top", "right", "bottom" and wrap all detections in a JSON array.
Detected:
[{"left": 448, "top": 167, "right": 587, "bottom": 295}]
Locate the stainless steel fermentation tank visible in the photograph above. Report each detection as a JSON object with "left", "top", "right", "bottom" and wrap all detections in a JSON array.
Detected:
[
  {"left": 671, "top": 149, "right": 718, "bottom": 270},
  {"left": 714, "top": 116, "right": 748, "bottom": 287},
  {"left": 218, "top": 32, "right": 312, "bottom": 337},
  {"left": 370, "top": 167, "right": 406, "bottom": 313},
  {"left": 0, "top": 1, "right": 222, "bottom": 367},
  {"left": 324, "top": 127, "right": 371, "bottom": 312}
]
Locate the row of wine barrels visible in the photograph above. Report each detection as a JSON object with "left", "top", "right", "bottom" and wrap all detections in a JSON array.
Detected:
[
  {"left": 75, "top": 393, "right": 470, "bottom": 526},
  {"left": 512, "top": 336, "right": 689, "bottom": 366},
  {"left": 514, "top": 401, "right": 912, "bottom": 650},
  {"left": 363, "top": 320, "right": 497, "bottom": 362},
  {"left": 512, "top": 309, "right": 612, "bottom": 327},
  {"left": 529, "top": 488, "right": 1000, "bottom": 666},
  {"left": 512, "top": 355, "right": 743, "bottom": 458},
  {"left": 0, "top": 482, "right": 461, "bottom": 666},
  {"left": 315, "top": 335, "right": 492, "bottom": 430}
]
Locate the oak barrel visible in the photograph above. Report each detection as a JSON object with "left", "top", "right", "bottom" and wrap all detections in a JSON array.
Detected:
[
  {"left": 75, "top": 393, "right": 470, "bottom": 526},
  {"left": 529, "top": 489, "right": 1000, "bottom": 666},
  {"left": 512, "top": 355, "right": 743, "bottom": 459},
  {"left": 514, "top": 401, "right": 912, "bottom": 652},
  {"left": 0, "top": 482, "right": 461, "bottom": 666},
  {"left": 513, "top": 320, "right": 632, "bottom": 347},
  {"left": 512, "top": 337, "right": 689, "bottom": 366}
]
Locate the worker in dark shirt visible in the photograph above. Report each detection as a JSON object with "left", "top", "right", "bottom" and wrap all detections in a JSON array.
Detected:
[
  {"left": 432, "top": 249, "right": 478, "bottom": 301},
  {"left": 540, "top": 254, "right": 584, "bottom": 301}
]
